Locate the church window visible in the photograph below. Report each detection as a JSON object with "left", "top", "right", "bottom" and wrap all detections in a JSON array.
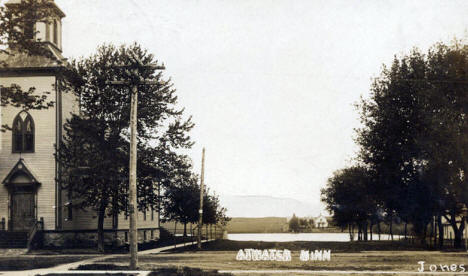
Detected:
[
  {"left": 24, "top": 20, "right": 34, "bottom": 39},
  {"left": 12, "top": 112, "right": 35, "bottom": 153},
  {"left": 53, "top": 20, "right": 58, "bottom": 44},
  {"left": 67, "top": 188, "right": 73, "bottom": 221}
]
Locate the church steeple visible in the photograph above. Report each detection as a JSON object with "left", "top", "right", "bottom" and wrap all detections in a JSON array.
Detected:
[{"left": 5, "top": 0, "right": 66, "bottom": 52}]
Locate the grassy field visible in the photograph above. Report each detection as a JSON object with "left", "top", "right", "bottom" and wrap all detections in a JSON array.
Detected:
[
  {"left": 99, "top": 250, "right": 468, "bottom": 275},
  {"left": 1, "top": 239, "right": 467, "bottom": 275},
  {"left": 171, "top": 239, "right": 430, "bottom": 252},
  {"left": 226, "top": 217, "right": 288, "bottom": 233},
  {"left": 0, "top": 255, "right": 97, "bottom": 271},
  {"left": 95, "top": 240, "right": 468, "bottom": 275}
]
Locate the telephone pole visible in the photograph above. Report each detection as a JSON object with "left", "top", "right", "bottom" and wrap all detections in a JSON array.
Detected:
[
  {"left": 197, "top": 147, "right": 205, "bottom": 249},
  {"left": 108, "top": 53, "right": 164, "bottom": 269}
]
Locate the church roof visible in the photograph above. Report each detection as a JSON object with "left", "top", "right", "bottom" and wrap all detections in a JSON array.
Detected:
[
  {"left": 5, "top": 0, "right": 65, "bottom": 18},
  {"left": 5, "top": 0, "right": 22, "bottom": 4},
  {"left": 0, "top": 44, "right": 67, "bottom": 71}
]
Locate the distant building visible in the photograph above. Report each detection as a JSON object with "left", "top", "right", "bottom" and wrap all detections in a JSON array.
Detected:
[{"left": 314, "top": 214, "right": 328, "bottom": 228}]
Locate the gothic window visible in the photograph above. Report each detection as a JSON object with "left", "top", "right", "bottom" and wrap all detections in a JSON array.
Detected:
[{"left": 12, "top": 112, "right": 35, "bottom": 153}]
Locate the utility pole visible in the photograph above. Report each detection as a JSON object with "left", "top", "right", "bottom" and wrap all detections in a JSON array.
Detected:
[
  {"left": 108, "top": 53, "right": 164, "bottom": 269},
  {"left": 197, "top": 147, "right": 205, "bottom": 249}
]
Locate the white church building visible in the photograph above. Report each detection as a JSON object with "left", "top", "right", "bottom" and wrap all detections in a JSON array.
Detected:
[{"left": 0, "top": 0, "right": 159, "bottom": 249}]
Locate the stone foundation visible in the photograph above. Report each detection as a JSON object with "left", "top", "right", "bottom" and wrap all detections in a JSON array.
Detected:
[{"left": 42, "top": 228, "right": 160, "bottom": 248}]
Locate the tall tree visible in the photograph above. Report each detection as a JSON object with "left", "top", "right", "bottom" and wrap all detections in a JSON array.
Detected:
[
  {"left": 161, "top": 173, "right": 200, "bottom": 237},
  {"left": 321, "top": 166, "right": 376, "bottom": 241},
  {"left": 288, "top": 214, "right": 300, "bottom": 233},
  {"left": 356, "top": 41, "right": 468, "bottom": 247},
  {"left": 57, "top": 43, "right": 194, "bottom": 251},
  {"left": 422, "top": 42, "right": 468, "bottom": 248}
]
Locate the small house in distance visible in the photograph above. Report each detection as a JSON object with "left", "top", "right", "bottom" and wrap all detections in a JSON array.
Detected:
[{"left": 314, "top": 214, "right": 328, "bottom": 228}]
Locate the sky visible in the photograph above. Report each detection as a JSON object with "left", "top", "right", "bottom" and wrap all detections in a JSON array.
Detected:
[{"left": 8, "top": 0, "right": 468, "bottom": 216}]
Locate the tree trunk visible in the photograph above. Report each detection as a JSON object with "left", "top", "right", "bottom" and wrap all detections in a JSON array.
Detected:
[
  {"left": 183, "top": 223, "right": 187, "bottom": 237},
  {"left": 369, "top": 221, "right": 373, "bottom": 241},
  {"left": 97, "top": 203, "right": 106, "bottom": 253},
  {"left": 357, "top": 225, "right": 360, "bottom": 241},
  {"left": 190, "top": 224, "right": 193, "bottom": 244},
  {"left": 174, "top": 222, "right": 177, "bottom": 248},
  {"left": 404, "top": 222, "right": 407, "bottom": 240},
  {"left": 377, "top": 221, "right": 381, "bottom": 240},
  {"left": 364, "top": 221, "right": 368, "bottom": 241},
  {"left": 437, "top": 215, "right": 444, "bottom": 248},
  {"left": 348, "top": 224, "right": 353, "bottom": 241},
  {"left": 451, "top": 217, "right": 465, "bottom": 249},
  {"left": 421, "top": 223, "right": 427, "bottom": 245},
  {"left": 389, "top": 218, "right": 393, "bottom": 241}
]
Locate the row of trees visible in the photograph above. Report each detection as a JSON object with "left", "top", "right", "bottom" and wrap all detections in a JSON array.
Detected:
[
  {"left": 162, "top": 177, "right": 229, "bottom": 237},
  {"left": 58, "top": 44, "right": 229, "bottom": 251},
  {"left": 322, "top": 41, "right": 468, "bottom": 248}
]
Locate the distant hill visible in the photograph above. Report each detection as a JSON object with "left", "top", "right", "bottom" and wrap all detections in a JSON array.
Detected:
[
  {"left": 220, "top": 195, "right": 324, "bottom": 218},
  {"left": 226, "top": 217, "right": 288, "bottom": 233}
]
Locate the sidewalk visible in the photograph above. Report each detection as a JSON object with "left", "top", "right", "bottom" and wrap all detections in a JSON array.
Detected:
[{"left": 1, "top": 239, "right": 214, "bottom": 276}]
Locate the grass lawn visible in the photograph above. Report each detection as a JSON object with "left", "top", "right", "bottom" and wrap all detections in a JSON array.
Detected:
[
  {"left": 97, "top": 240, "right": 468, "bottom": 275},
  {"left": 0, "top": 255, "right": 98, "bottom": 271},
  {"left": 73, "top": 264, "right": 232, "bottom": 276},
  {"left": 172, "top": 239, "right": 431, "bottom": 252},
  {"left": 3, "top": 240, "right": 467, "bottom": 275}
]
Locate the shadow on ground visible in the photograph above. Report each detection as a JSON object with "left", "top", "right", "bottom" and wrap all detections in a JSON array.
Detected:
[{"left": 72, "top": 263, "right": 232, "bottom": 275}]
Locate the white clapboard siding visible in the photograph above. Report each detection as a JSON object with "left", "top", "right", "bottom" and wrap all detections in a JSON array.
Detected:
[{"left": 0, "top": 75, "right": 57, "bottom": 230}]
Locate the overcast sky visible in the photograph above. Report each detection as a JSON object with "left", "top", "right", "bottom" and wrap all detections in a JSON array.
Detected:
[{"left": 14, "top": 0, "right": 468, "bottom": 215}]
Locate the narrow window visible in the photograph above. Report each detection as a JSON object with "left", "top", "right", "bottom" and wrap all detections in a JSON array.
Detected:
[
  {"left": 24, "top": 116, "right": 34, "bottom": 152},
  {"left": 24, "top": 21, "right": 34, "bottom": 39},
  {"left": 12, "top": 117, "right": 23, "bottom": 152},
  {"left": 124, "top": 198, "right": 128, "bottom": 220},
  {"left": 67, "top": 188, "right": 73, "bottom": 221},
  {"left": 53, "top": 20, "right": 58, "bottom": 44}
]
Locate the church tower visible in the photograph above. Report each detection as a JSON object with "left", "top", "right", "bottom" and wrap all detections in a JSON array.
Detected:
[
  {"left": 0, "top": 0, "right": 75, "bottom": 235},
  {"left": 5, "top": 0, "right": 65, "bottom": 53}
]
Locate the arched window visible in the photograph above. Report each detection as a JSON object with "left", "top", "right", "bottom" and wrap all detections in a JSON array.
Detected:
[{"left": 12, "top": 112, "right": 35, "bottom": 153}]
